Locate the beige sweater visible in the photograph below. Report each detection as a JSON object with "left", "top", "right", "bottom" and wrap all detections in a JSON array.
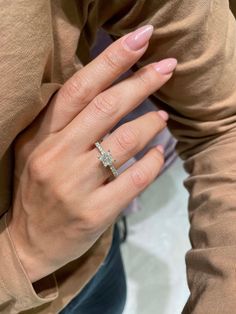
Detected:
[{"left": 1, "top": 1, "right": 236, "bottom": 313}]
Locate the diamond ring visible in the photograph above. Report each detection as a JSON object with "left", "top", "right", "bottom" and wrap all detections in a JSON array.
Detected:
[{"left": 95, "top": 141, "right": 118, "bottom": 177}]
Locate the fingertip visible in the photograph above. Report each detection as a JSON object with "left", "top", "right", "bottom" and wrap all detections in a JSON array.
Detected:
[
  {"left": 153, "top": 58, "right": 177, "bottom": 75},
  {"left": 122, "top": 25, "right": 154, "bottom": 52},
  {"left": 156, "top": 145, "right": 164, "bottom": 154},
  {"left": 157, "top": 110, "right": 169, "bottom": 121}
]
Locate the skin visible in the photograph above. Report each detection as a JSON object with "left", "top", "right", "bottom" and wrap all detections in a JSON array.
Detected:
[{"left": 7, "top": 28, "right": 176, "bottom": 283}]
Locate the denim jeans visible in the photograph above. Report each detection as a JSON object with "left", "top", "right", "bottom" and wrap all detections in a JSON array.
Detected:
[{"left": 59, "top": 224, "right": 127, "bottom": 314}]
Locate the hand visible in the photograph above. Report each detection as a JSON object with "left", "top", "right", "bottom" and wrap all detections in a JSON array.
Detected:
[{"left": 7, "top": 25, "right": 177, "bottom": 282}]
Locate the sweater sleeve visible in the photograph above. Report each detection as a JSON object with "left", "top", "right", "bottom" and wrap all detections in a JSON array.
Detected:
[
  {"left": 94, "top": 0, "right": 236, "bottom": 312},
  {"left": 0, "top": 211, "right": 58, "bottom": 313},
  {"left": 0, "top": 1, "right": 62, "bottom": 312}
]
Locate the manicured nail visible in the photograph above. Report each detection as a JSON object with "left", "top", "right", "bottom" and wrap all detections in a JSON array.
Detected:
[
  {"left": 158, "top": 110, "right": 169, "bottom": 121},
  {"left": 153, "top": 58, "right": 177, "bottom": 75},
  {"left": 156, "top": 145, "right": 164, "bottom": 154},
  {"left": 123, "top": 25, "right": 154, "bottom": 51}
]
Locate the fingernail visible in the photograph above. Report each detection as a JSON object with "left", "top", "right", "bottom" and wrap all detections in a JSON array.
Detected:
[
  {"left": 123, "top": 25, "right": 154, "bottom": 51},
  {"left": 158, "top": 110, "right": 169, "bottom": 121},
  {"left": 156, "top": 145, "right": 164, "bottom": 154},
  {"left": 153, "top": 58, "right": 177, "bottom": 75}
]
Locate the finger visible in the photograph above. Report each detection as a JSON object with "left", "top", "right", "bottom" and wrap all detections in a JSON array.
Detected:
[
  {"left": 87, "top": 110, "right": 168, "bottom": 187},
  {"left": 94, "top": 146, "right": 164, "bottom": 225},
  {"left": 64, "top": 58, "right": 177, "bottom": 149},
  {"left": 41, "top": 25, "right": 154, "bottom": 133}
]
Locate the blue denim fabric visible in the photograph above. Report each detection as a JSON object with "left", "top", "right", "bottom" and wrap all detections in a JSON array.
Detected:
[{"left": 59, "top": 224, "right": 127, "bottom": 314}]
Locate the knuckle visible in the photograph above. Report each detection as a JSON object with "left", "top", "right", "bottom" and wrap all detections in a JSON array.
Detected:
[
  {"left": 28, "top": 155, "right": 48, "bottom": 182},
  {"left": 60, "top": 75, "right": 89, "bottom": 105},
  {"left": 79, "top": 212, "right": 103, "bottom": 236},
  {"left": 135, "top": 67, "right": 151, "bottom": 86},
  {"left": 115, "top": 125, "right": 139, "bottom": 152},
  {"left": 51, "top": 182, "right": 69, "bottom": 203},
  {"left": 83, "top": 215, "right": 99, "bottom": 233},
  {"left": 130, "top": 166, "right": 150, "bottom": 189},
  {"left": 92, "top": 93, "right": 117, "bottom": 118},
  {"left": 152, "top": 149, "right": 164, "bottom": 167},
  {"left": 102, "top": 49, "right": 121, "bottom": 72}
]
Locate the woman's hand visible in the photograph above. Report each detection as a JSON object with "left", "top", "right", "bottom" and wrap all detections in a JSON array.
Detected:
[{"left": 7, "top": 25, "right": 177, "bottom": 283}]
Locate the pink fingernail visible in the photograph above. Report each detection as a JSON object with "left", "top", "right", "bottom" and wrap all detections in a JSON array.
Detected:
[
  {"left": 156, "top": 145, "right": 164, "bottom": 154},
  {"left": 158, "top": 110, "right": 169, "bottom": 121},
  {"left": 153, "top": 58, "right": 177, "bottom": 75},
  {"left": 123, "top": 25, "right": 154, "bottom": 51}
]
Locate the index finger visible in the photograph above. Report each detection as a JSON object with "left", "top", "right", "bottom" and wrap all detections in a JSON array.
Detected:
[{"left": 43, "top": 25, "right": 154, "bottom": 133}]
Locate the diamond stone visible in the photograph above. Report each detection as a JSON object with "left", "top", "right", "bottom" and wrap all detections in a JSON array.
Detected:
[{"left": 99, "top": 151, "right": 113, "bottom": 167}]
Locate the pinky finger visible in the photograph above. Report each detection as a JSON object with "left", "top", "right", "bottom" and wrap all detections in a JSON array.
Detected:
[{"left": 95, "top": 145, "right": 164, "bottom": 224}]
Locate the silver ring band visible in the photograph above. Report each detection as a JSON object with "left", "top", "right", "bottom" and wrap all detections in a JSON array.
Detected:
[{"left": 95, "top": 141, "right": 118, "bottom": 177}]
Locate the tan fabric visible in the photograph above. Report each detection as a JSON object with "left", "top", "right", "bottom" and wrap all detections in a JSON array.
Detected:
[{"left": 1, "top": 0, "right": 236, "bottom": 313}]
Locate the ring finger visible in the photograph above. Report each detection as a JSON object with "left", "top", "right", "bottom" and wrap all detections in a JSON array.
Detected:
[{"left": 86, "top": 110, "right": 168, "bottom": 187}]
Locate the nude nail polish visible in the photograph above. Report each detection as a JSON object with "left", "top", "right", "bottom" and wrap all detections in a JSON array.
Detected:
[
  {"left": 156, "top": 145, "right": 164, "bottom": 154},
  {"left": 123, "top": 25, "right": 154, "bottom": 51},
  {"left": 158, "top": 110, "right": 169, "bottom": 121},
  {"left": 153, "top": 58, "right": 177, "bottom": 75}
]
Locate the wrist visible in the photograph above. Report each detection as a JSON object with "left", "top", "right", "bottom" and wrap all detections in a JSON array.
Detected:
[{"left": 7, "top": 216, "right": 52, "bottom": 283}]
